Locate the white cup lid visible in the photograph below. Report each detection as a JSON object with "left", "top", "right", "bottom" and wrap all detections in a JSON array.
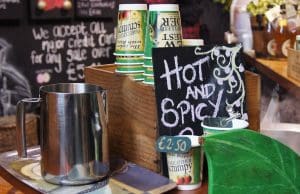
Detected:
[
  {"left": 182, "top": 39, "right": 204, "bottom": 46},
  {"left": 149, "top": 4, "right": 179, "bottom": 11},
  {"left": 119, "top": 4, "right": 147, "bottom": 11},
  {"left": 201, "top": 119, "right": 249, "bottom": 131}
]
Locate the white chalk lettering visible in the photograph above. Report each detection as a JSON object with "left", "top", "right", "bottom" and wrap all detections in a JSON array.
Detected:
[
  {"left": 90, "top": 22, "right": 107, "bottom": 34},
  {"left": 160, "top": 56, "right": 210, "bottom": 90},
  {"left": 208, "top": 89, "right": 223, "bottom": 117},
  {"left": 185, "top": 83, "right": 216, "bottom": 100},
  {"left": 182, "top": 64, "right": 196, "bottom": 84},
  {"left": 91, "top": 47, "right": 111, "bottom": 58},
  {"left": 32, "top": 27, "right": 49, "bottom": 40},
  {"left": 160, "top": 56, "right": 182, "bottom": 90},
  {"left": 52, "top": 23, "right": 87, "bottom": 38},
  {"left": 67, "top": 35, "right": 95, "bottom": 48},
  {"left": 66, "top": 49, "right": 87, "bottom": 62},
  {"left": 161, "top": 98, "right": 179, "bottom": 128},
  {"left": 98, "top": 33, "right": 115, "bottom": 46},
  {"left": 45, "top": 53, "right": 62, "bottom": 73},
  {"left": 41, "top": 39, "right": 65, "bottom": 53},
  {"left": 66, "top": 63, "right": 85, "bottom": 81},
  {"left": 30, "top": 51, "right": 43, "bottom": 64}
]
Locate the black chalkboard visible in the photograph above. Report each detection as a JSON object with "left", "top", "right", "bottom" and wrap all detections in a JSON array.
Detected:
[
  {"left": 0, "top": 0, "right": 22, "bottom": 20},
  {"left": 152, "top": 45, "right": 248, "bottom": 137},
  {"left": 25, "top": 21, "right": 115, "bottom": 94},
  {"left": 76, "top": 0, "right": 116, "bottom": 18}
]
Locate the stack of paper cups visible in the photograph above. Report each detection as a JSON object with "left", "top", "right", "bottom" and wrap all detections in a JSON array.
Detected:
[
  {"left": 143, "top": 4, "right": 183, "bottom": 85},
  {"left": 114, "top": 4, "right": 147, "bottom": 81}
]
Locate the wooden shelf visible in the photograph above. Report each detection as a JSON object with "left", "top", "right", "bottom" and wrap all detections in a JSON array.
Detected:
[{"left": 243, "top": 54, "right": 300, "bottom": 98}]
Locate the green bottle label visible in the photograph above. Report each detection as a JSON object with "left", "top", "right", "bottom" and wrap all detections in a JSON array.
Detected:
[
  {"left": 166, "top": 147, "right": 203, "bottom": 186},
  {"left": 144, "top": 11, "right": 182, "bottom": 58},
  {"left": 115, "top": 10, "right": 147, "bottom": 55}
]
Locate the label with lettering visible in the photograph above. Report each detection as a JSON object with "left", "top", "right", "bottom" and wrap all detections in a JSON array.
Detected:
[
  {"left": 144, "top": 11, "right": 182, "bottom": 58},
  {"left": 282, "top": 39, "right": 290, "bottom": 57},
  {"left": 267, "top": 39, "right": 276, "bottom": 56},
  {"left": 166, "top": 147, "right": 202, "bottom": 189},
  {"left": 115, "top": 10, "right": 147, "bottom": 55},
  {"left": 156, "top": 136, "right": 192, "bottom": 153}
]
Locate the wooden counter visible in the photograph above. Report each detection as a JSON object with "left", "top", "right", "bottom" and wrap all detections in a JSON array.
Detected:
[{"left": 243, "top": 54, "right": 300, "bottom": 98}]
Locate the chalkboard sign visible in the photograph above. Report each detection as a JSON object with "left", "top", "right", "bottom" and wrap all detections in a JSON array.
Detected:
[
  {"left": 0, "top": 0, "right": 22, "bottom": 20},
  {"left": 30, "top": 0, "right": 74, "bottom": 20},
  {"left": 156, "top": 136, "right": 192, "bottom": 153},
  {"left": 76, "top": 0, "right": 116, "bottom": 18},
  {"left": 152, "top": 44, "right": 248, "bottom": 136},
  {"left": 24, "top": 21, "right": 115, "bottom": 94}
]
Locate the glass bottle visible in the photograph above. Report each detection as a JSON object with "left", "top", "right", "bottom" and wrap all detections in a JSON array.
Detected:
[
  {"left": 265, "top": 4, "right": 276, "bottom": 58},
  {"left": 274, "top": 4, "right": 292, "bottom": 58},
  {"left": 289, "top": 4, "right": 300, "bottom": 49}
]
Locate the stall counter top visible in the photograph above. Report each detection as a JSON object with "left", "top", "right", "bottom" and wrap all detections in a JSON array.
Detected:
[
  {"left": 0, "top": 148, "right": 208, "bottom": 194},
  {"left": 243, "top": 54, "right": 300, "bottom": 98}
]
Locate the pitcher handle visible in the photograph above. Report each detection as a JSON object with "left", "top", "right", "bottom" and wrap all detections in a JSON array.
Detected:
[{"left": 16, "top": 98, "right": 41, "bottom": 158}]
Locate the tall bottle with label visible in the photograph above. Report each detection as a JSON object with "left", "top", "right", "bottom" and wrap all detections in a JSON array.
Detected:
[
  {"left": 289, "top": 4, "right": 300, "bottom": 49},
  {"left": 274, "top": 4, "right": 292, "bottom": 58},
  {"left": 265, "top": 4, "right": 276, "bottom": 58}
]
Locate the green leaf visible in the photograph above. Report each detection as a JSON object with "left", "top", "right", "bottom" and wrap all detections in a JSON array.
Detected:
[{"left": 204, "top": 129, "right": 300, "bottom": 194}]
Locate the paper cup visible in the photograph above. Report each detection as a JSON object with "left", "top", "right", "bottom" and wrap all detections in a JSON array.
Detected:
[
  {"left": 167, "top": 135, "right": 203, "bottom": 190},
  {"left": 116, "top": 64, "right": 144, "bottom": 73},
  {"left": 201, "top": 119, "right": 249, "bottom": 136},
  {"left": 115, "top": 4, "right": 147, "bottom": 55},
  {"left": 143, "top": 58, "right": 153, "bottom": 67},
  {"left": 127, "top": 73, "right": 144, "bottom": 81},
  {"left": 144, "top": 4, "right": 183, "bottom": 58},
  {"left": 143, "top": 74, "right": 154, "bottom": 82},
  {"left": 115, "top": 55, "right": 144, "bottom": 64},
  {"left": 143, "top": 66, "right": 153, "bottom": 75},
  {"left": 182, "top": 39, "right": 204, "bottom": 46}
]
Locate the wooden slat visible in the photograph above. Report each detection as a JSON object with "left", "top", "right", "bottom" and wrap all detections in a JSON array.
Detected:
[
  {"left": 0, "top": 176, "right": 23, "bottom": 194},
  {"left": 245, "top": 71, "right": 261, "bottom": 131}
]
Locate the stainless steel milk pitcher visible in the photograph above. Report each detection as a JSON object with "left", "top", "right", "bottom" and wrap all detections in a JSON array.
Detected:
[{"left": 16, "top": 83, "right": 109, "bottom": 185}]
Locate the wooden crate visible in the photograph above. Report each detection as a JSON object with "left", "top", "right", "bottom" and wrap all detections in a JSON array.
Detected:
[
  {"left": 84, "top": 65, "right": 261, "bottom": 172},
  {"left": 0, "top": 114, "right": 38, "bottom": 153},
  {"left": 288, "top": 48, "right": 300, "bottom": 82}
]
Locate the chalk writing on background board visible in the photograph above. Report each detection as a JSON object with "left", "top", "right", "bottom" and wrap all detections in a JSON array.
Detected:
[
  {"left": 0, "top": 38, "right": 32, "bottom": 116},
  {"left": 0, "top": 0, "right": 20, "bottom": 10},
  {"left": 29, "top": 21, "right": 115, "bottom": 84},
  {"left": 0, "top": 0, "right": 22, "bottom": 19},
  {"left": 76, "top": 0, "right": 116, "bottom": 18},
  {"left": 153, "top": 44, "right": 247, "bottom": 136}
]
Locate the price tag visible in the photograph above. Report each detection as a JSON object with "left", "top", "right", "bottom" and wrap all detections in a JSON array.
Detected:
[{"left": 156, "top": 136, "right": 192, "bottom": 153}]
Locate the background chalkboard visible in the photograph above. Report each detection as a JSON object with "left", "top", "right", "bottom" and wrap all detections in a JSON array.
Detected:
[
  {"left": 152, "top": 45, "right": 248, "bottom": 137},
  {"left": 76, "top": 0, "right": 116, "bottom": 18},
  {"left": 0, "top": 1, "right": 116, "bottom": 116},
  {"left": 0, "top": 0, "right": 22, "bottom": 20}
]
